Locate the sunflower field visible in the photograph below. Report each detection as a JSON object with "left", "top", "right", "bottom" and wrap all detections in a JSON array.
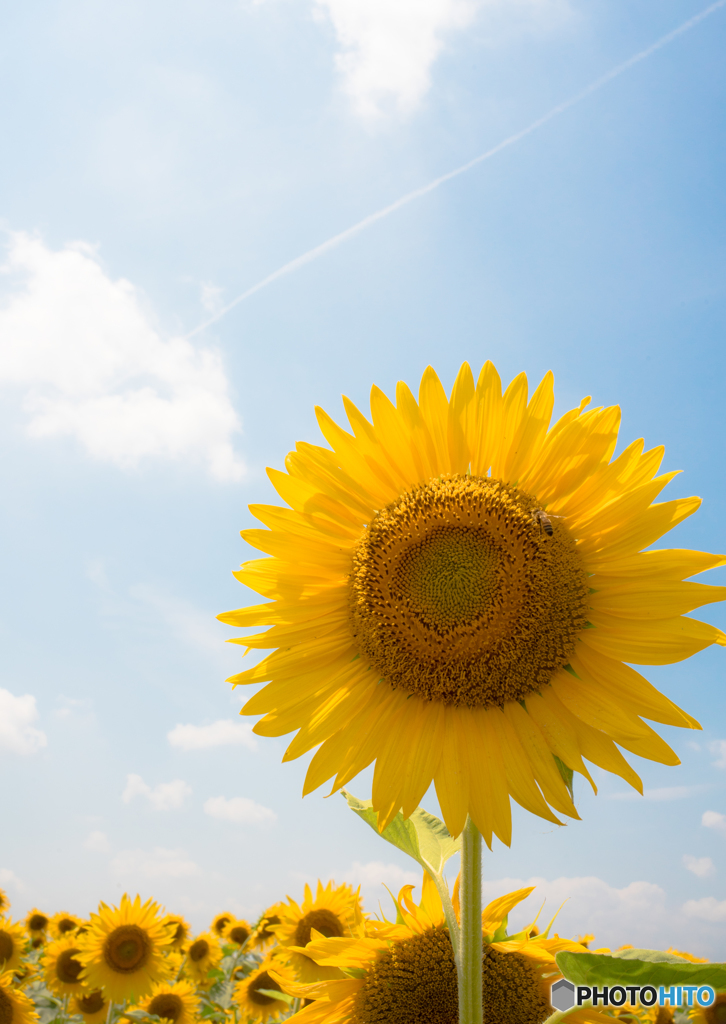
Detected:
[{"left": 0, "top": 878, "right": 717, "bottom": 1024}]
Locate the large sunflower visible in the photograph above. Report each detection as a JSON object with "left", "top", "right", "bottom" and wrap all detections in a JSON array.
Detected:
[
  {"left": 0, "top": 971, "right": 39, "bottom": 1024},
  {"left": 76, "top": 894, "right": 175, "bottom": 1002},
  {"left": 234, "top": 957, "right": 297, "bottom": 1023},
  {"left": 125, "top": 979, "right": 199, "bottom": 1024},
  {"left": 42, "top": 935, "right": 86, "bottom": 997},
  {"left": 220, "top": 362, "right": 726, "bottom": 841},
  {"left": 273, "top": 882, "right": 363, "bottom": 983},
  {"left": 0, "top": 919, "right": 26, "bottom": 973},
  {"left": 275, "top": 874, "right": 611, "bottom": 1024}
]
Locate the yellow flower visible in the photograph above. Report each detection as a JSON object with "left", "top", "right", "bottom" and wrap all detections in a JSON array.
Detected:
[
  {"left": 0, "top": 919, "right": 26, "bottom": 973},
  {"left": 250, "top": 905, "right": 286, "bottom": 951},
  {"left": 24, "top": 910, "right": 48, "bottom": 941},
  {"left": 210, "top": 913, "right": 233, "bottom": 937},
  {"left": 224, "top": 918, "right": 252, "bottom": 948},
  {"left": 0, "top": 892, "right": 9, "bottom": 916},
  {"left": 42, "top": 935, "right": 86, "bottom": 997},
  {"left": 276, "top": 875, "right": 611, "bottom": 1024},
  {"left": 71, "top": 990, "right": 109, "bottom": 1024},
  {"left": 76, "top": 894, "right": 175, "bottom": 1002},
  {"left": 183, "top": 932, "right": 221, "bottom": 986},
  {"left": 273, "top": 882, "right": 363, "bottom": 982},
  {"left": 0, "top": 971, "right": 39, "bottom": 1024},
  {"left": 163, "top": 915, "right": 192, "bottom": 951},
  {"left": 220, "top": 362, "right": 725, "bottom": 841},
  {"left": 125, "top": 979, "right": 199, "bottom": 1024},
  {"left": 49, "top": 913, "right": 82, "bottom": 940},
  {"left": 689, "top": 992, "right": 726, "bottom": 1023},
  {"left": 234, "top": 958, "right": 296, "bottom": 1022}
]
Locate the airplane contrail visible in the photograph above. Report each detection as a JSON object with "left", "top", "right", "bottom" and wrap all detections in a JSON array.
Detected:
[{"left": 185, "top": 0, "right": 726, "bottom": 340}]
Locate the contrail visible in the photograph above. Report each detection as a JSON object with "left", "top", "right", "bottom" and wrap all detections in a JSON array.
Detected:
[{"left": 186, "top": 0, "right": 726, "bottom": 339}]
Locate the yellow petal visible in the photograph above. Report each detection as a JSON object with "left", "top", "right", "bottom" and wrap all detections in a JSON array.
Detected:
[
  {"left": 418, "top": 366, "right": 451, "bottom": 475},
  {"left": 494, "top": 709, "right": 564, "bottom": 825},
  {"left": 447, "top": 362, "right": 476, "bottom": 475},
  {"left": 500, "top": 370, "right": 554, "bottom": 484},
  {"left": 490, "top": 372, "right": 528, "bottom": 480},
  {"left": 503, "top": 703, "right": 579, "bottom": 819},
  {"left": 583, "top": 496, "right": 701, "bottom": 564},
  {"left": 481, "top": 886, "right": 536, "bottom": 938},
  {"left": 587, "top": 548, "right": 726, "bottom": 581},
  {"left": 582, "top": 612, "right": 726, "bottom": 664},
  {"left": 470, "top": 361, "right": 503, "bottom": 476},
  {"left": 589, "top": 579, "right": 726, "bottom": 620}
]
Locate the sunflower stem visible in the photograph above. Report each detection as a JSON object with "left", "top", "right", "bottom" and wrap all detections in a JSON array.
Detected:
[{"left": 458, "top": 816, "right": 482, "bottom": 1024}]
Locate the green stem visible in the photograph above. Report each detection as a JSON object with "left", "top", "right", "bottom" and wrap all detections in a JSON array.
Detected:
[{"left": 458, "top": 816, "right": 482, "bottom": 1024}]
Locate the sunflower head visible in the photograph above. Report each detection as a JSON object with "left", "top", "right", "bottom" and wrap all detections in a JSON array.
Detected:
[
  {"left": 222, "top": 361, "right": 725, "bottom": 841},
  {"left": 163, "top": 916, "right": 191, "bottom": 951},
  {"left": 0, "top": 894, "right": 9, "bottom": 916},
  {"left": 210, "top": 913, "right": 233, "bottom": 938},
  {"left": 126, "top": 978, "right": 199, "bottom": 1024},
  {"left": 42, "top": 935, "right": 86, "bottom": 997},
  {"left": 183, "top": 932, "right": 221, "bottom": 986},
  {"left": 0, "top": 920, "right": 26, "bottom": 974},
  {"left": 75, "top": 894, "right": 175, "bottom": 1002},
  {"left": 224, "top": 919, "right": 252, "bottom": 949},
  {"left": 273, "top": 881, "right": 363, "bottom": 982},
  {"left": 71, "top": 990, "right": 109, "bottom": 1024},
  {"left": 0, "top": 970, "right": 40, "bottom": 1024},
  {"left": 234, "top": 959, "right": 296, "bottom": 1023},
  {"left": 24, "top": 910, "right": 48, "bottom": 940},
  {"left": 49, "top": 913, "right": 82, "bottom": 940},
  {"left": 250, "top": 905, "right": 285, "bottom": 951}
]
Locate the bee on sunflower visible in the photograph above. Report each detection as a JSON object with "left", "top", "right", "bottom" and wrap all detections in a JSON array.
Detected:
[
  {"left": 75, "top": 894, "right": 175, "bottom": 1002},
  {"left": 272, "top": 882, "right": 363, "bottom": 982},
  {"left": 0, "top": 970, "right": 40, "bottom": 1024},
  {"left": 220, "top": 362, "right": 725, "bottom": 844},
  {"left": 125, "top": 978, "right": 199, "bottom": 1024},
  {"left": 42, "top": 935, "right": 86, "bottom": 998},
  {"left": 273, "top": 874, "right": 612, "bottom": 1024}
]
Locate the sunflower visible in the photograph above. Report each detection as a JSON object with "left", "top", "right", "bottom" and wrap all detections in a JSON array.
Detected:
[
  {"left": 0, "top": 971, "right": 39, "bottom": 1024},
  {"left": 0, "top": 892, "right": 9, "bottom": 915},
  {"left": 210, "top": 913, "right": 233, "bottom": 938},
  {"left": 125, "top": 979, "right": 199, "bottom": 1024},
  {"left": 224, "top": 918, "right": 252, "bottom": 949},
  {"left": 251, "top": 905, "right": 286, "bottom": 951},
  {"left": 689, "top": 994, "right": 726, "bottom": 1023},
  {"left": 163, "top": 916, "right": 191, "bottom": 951},
  {"left": 272, "top": 882, "right": 362, "bottom": 983},
  {"left": 76, "top": 894, "right": 175, "bottom": 1002},
  {"left": 275, "top": 874, "right": 611, "bottom": 1024},
  {"left": 234, "top": 958, "right": 297, "bottom": 1022},
  {"left": 49, "top": 912, "right": 82, "bottom": 939},
  {"left": 71, "top": 990, "right": 109, "bottom": 1024},
  {"left": 24, "top": 910, "right": 48, "bottom": 941},
  {"left": 220, "top": 362, "right": 726, "bottom": 841},
  {"left": 0, "top": 919, "right": 26, "bottom": 973},
  {"left": 43, "top": 935, "right": 87, "bottom": 997},
  {"left": 183, "top": 932, "right": 221, "bottom": 986}
]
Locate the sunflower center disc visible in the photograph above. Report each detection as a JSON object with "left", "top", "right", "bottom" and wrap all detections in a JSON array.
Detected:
[
  {"left": 229, "top": 926, "right": 250, "bottom": 946},
  {"left": 0, "top": 934, "right": 13, "bottom": 964},
  {"left": 29, "top": 914, "right": 48, "bottom": 932},
  {"left": 78, "top": 992, "right": 105, "bottom": 1015},
  {"left": 249, "top": 972, "right": 281, "bottom": 1007},
  {"left": 188, "top": 939, "right": 209, "bottom": 963},
  {"left": 707, "top": 1000, "right": 726, "bottom": 1024},
  {"left": 148, "top": 995, "right": 183, "bottom": 1022},
  {"left": 58, "top": 919, "right": 76, "bottom": 935},
  {"left": 0, "top": 988, "right": 12, "bottom": 1024},
  {"left": 349, "top": 476, "right": 588, "bottom": 707},
  {"left": 103, "top": 925, "right": 150, "bottom": 974},
  {"left": 352, "top": 928, "right": 551, "bottom": 1024},
  {"left": 293, "top": 909, "right": 345, "bottom": 947},
  {"left": 56, "top": 949, "right": 83, "bottom": 984}
]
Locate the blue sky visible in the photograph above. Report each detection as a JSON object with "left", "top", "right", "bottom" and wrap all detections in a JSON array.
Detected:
[{"left": 1, "top": 0, "right": 726, "bottom": 957}]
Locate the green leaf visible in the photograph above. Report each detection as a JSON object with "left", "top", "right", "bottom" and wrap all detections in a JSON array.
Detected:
[
  {"left": 256, "top": 990, "right": 294, "bottom": 1006},
  {"left": 341, "top": 791, "right": 460, "bottom": 876},
  {"left": 556, "top": 950, "right": 726, "bottom": 989},
  {"left": 553, "top": 756, "right": 574, "bottom": 799},
  {"left": 207, "top": 967, "right": 226, "bottom": 981}
]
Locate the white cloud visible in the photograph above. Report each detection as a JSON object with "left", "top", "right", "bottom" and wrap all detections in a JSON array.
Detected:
[
  {"left": 168, "top": 719, "right": 257, "bottom": 751},
  {"left": 709, "top": 740, "right": 726, "bottom": 769},
  {"left": 110, "top": 847, "right": 200, "bottom": 880},
  {"left": 682, "top": 897, "right": 726, "bottom": 923},
  {"left": 606, "top": 786, "right": 701, "bottom": 802},
  {"left": 313, "top": 0, "right": 571, "bottom": 118},
  {"left": 0, "top": 868, "right": 25, "bottom": 892},
  {"left": 342, "top": 861, "right": 419, "bottom": 908},
  {"left": 122, "top": 773, "right": 192, "bottom": 811},
  {"left": 683, "top": 855, "right": 716, "bottom": 879},
  {"left": 0, "top": 688, "right": 47, "bottom": 755},
  {"left": 84, "top": 831, "right": 112, "bottom": 853},
  {"left": 702, "top": 810, "right": 726, "bottom": 835},
  {"left": 0, "top": 232, "right": 243, "bottom": 480},
  {"left": 203, "top": 795, "right": 276, "bottom": 825}
]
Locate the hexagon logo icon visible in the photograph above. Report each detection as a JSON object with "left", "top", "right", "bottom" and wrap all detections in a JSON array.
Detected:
[{"left": 551, "top": 979, "right": 576, "bottom": 1011}]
